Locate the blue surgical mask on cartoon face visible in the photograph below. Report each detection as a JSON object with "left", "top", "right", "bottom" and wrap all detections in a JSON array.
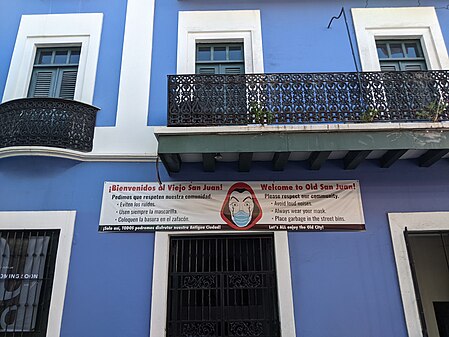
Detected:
[{"left": 232, "top": 210, "right": 251, "bottom": 227}]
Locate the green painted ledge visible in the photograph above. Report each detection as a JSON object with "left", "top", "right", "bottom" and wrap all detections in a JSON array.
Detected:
[{"left": 156, "top": 128, "right": 449, "bottom": 154}]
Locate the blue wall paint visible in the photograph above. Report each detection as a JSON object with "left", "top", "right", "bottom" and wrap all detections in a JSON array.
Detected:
[
  {"left": 159, "top": 158, "right": 449, "bottom": 337},
  {"left": 1, "top": 157, "right": 449, "bottom": 336},
  {"left": 0, "top": 157, "right": 157, "bottom": 337},
  {"left": 0, "top": 0, "right": 127, "bottom": 126},
  {"left": 2, "top": 0, "right": 449, "bottom": 129},
  {"left": 3, "top": 0, "right": 449, "bottom": 335}
]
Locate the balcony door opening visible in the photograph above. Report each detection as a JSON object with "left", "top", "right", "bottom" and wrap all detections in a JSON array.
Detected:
[
  {"left": 405, "top": 230, "right": 449, "bottom": 337},
  {"left": 191, "top": 43, "right": 247, "bottom": 125},
  {"left": 196, "top": 44, "right": 244, "bottom": 75},
  {"left": 376, "top": 40, "right": 428, "bottom": 71},
  {"left": 166, "top": 234, "right": 281, "bottom": 337},
  {"left": 371, "top": 39, "right": 445, "bottom": 121}
]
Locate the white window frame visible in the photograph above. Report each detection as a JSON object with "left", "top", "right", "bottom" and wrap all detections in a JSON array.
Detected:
[
  {"left": 388, "top": 211, "right": 449, "bottom": 337},
  {"left": 177, "top": 10, "right": 264, "bottom": 74},
  {"left": 352, "top": 7, "right": 449, "bottom": 71},
  {"left": 0, "top": 211, "right": 76, "bottom": 337},
  {"left": 2, "top": 13, "right": 103, "bottom": 104},
  {"left": 149, "top": 231, "right": 296, "bottom": 336}
]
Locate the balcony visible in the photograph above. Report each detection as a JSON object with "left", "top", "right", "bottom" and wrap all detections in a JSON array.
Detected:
[
  {"left": 158, "top": 70, "right": 449, "bottom": 173},
  {"left": 168, "top": 71, "right": 449, "bottom": 126},
  {"left": 0, "top": 98, "right": 99, "bottom": 153}
]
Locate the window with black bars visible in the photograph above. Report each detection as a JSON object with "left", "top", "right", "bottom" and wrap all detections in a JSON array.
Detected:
[
  {"left": 166, "top": 235, "right": 281, "bottom": 337},
  {"left": 0, "top": 230, "right": 60, "bottom": 336}
]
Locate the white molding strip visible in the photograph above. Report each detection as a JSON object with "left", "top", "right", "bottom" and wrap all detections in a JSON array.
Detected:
[
  {"left": 115, "top": 0, "right": 154, "bottom": 129},
  {"left": 388, "top": 211, "right": 449, "bottom": 337},
  {"left": 0, "top": 211, "right": 76, "bottom": 337},
  {"left": 0, "top": 146, "right": 157, "bottom": 161},
  {"left": 88, "top": 0, "right": 159, "bottom": 157}
]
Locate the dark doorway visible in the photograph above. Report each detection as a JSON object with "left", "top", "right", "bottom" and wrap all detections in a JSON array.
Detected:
[
  {"left": 405, "top": 230, "right": 449, "bottom": 337},
  {"left": 166, "top": 235, "right": 281, "bottom": 337}
]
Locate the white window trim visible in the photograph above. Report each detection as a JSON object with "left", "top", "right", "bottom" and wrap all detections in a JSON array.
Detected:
[
  {"left": 352, "top": 7, "right": 449, "bottom": 71},
  {"left": 388, "top": 211, "right": 449, "bottom": 337},
  {"left": 2, "top": 13, "right": 103, "bottom": 104},
  {"left": 0, "top": 211, "right": 76, "bottom": 337},
  {"left": 0, "top": 1, "right": 161, "bottom": 160},
  {"left": 177, "top": 10, "right": 264, "bottom": 74},
  {"left": 149, "top": 231, "right": 296, "bottom": 336}
]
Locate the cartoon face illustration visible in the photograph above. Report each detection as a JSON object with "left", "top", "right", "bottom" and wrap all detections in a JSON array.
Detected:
[
  {"left": 221, "top": 183, "right": 262, "bottom": 230},
  {"left": 229, "top": 190, "right": 254, "bottom": 227}
]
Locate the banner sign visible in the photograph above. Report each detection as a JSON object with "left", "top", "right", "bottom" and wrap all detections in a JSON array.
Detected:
[{"left": 99, "top": 181, "right": 365, "bottom": 232}]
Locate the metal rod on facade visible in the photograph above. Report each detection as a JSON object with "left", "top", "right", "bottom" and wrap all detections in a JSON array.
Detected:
[
  {"left": 327, "top": 7, "right": 360, "bottom": 73},
  {"left": 327, "top": 7, "right": 365, "bottom": 111}
]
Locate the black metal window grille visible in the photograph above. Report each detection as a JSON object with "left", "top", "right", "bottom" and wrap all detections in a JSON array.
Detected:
[
  {"left": 0, "top": 230, "right": 60, "bottom": 336},
  {"left": 166, "top": 235, "right": 281, "bottom": 337},
  {"left": 0, "top": 98, "right": 100, "bottom": 152},
  {"left": 167, "top": 70, "right": 449, "bottom": 126}
]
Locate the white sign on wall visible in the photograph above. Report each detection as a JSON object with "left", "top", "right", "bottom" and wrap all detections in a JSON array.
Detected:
[{"left": 99, "top": 181, "right": 365, "bottom": 232}]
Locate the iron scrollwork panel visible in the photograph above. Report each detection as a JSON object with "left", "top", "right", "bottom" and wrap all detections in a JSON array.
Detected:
[
  {"left": 168, "top": 70, "right": 449, "bottom": 126},
  {"left": 182, "top": 274, "right": 217, "bottom": 289},
  {"left": 229, "top": 321, "right": 263, "bottom": 337},
  {"left": 0, "top": 98, "right": 99, "bottom": 152},
  {"left": 181, "top": 321, "right": 216, "bottom": 337},
  {"left": 228, "top": 273, "right": 263, "bottom": 288}
]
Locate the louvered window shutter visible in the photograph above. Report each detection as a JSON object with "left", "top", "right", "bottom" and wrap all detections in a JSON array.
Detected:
[
  {"left": 195, "top": 43, "right": 244, "bottom": 75},
  {"left": 196, "top": 65, "right": 218, "bottom": 74},
  {"left": 222, "top": 64, "right": 244, "bottom": 74},
  {"left": 28, "top": 47, "right": 80, "bottom": 100},
  {"left": 28, "top": 70, "right": 57, "bottom": 98},
  {"left": 57, "top": 69, "right": 78, "bottom": 99},
  {"left": 401, "top": 61, "right": 426, "bottom": 71},
  {"left": 380, "top": 64, "right": 399, "bottom": 72}
]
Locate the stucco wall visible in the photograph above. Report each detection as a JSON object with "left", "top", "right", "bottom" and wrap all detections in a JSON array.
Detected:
[{"left": 1, "top": 157, "right": 449, "bottom": 336}]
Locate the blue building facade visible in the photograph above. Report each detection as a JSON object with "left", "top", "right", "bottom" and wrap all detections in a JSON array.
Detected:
[{"left": 1, "top": 1, "right": 449, "bottom": 337}]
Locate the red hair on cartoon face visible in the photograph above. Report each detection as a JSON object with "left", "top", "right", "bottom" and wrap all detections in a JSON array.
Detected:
[{"left": 221, "top": 182, "right": 262, "bottom": 230}]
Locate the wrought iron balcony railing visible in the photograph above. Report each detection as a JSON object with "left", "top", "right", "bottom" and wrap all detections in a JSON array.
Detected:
[
  {"left": 0, "top": 98, "right": 99, "bottom": 152},
  {"left": 168, "top": 71, "right": 449, "bottom": 126}
]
